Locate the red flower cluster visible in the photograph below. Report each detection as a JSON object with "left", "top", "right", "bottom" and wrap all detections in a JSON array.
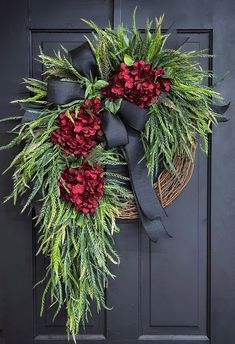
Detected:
[
  {"left": 102, "top": 60, "right": 171, "bottom": 108},
  {"left": 51, "top": 98, "right": 103, "bottom": 157},
  {"left": 59, "top": 163, "right": 105, "bottom": 214}
]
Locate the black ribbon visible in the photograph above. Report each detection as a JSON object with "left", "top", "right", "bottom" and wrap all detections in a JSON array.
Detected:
[
  {"left": 165, "top": 22, "right": 189, "bottom": 50},
  {"left": 21, "top": 103, "right": 44, "bottom": 122},
  {"left": 47, "top": 79, "right": 85, "bottom": 105},
  {"left": 42, "top": 42, "right": 170, "bottom": 242},
  {"left": 210, "top": 102, "right": 230, "bottom": 122},
  {"left": 21, "top": 41, "right": 229, "bottom": 242},
  {"left": 102, "top": 100, "right": 169, "bottom": 242}
]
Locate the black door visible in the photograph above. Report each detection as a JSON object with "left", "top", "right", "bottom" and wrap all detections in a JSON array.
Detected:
[{"left": 0, "top": 1, "right": 234, "bottom": 343}]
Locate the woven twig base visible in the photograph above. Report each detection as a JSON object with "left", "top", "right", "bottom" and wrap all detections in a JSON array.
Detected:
[{"left": 118, "top": 145, "right": 196, "bottom": 219}]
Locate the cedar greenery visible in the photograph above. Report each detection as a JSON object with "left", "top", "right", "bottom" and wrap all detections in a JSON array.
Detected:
[{"left": 1, "top": 11, "right": 224, "bottom": 341}]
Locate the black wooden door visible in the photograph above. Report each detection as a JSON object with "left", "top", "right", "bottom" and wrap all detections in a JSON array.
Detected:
[{"left": 0, "top": 1, "right": 234, "bottom": 344}]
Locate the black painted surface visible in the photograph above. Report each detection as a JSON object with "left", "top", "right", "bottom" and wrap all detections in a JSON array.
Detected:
[{"left": 0, "top": 1, "right": 234, "bottom": 344}]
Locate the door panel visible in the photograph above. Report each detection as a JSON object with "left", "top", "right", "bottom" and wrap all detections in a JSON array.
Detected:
[
  {"left": 31, "top": 29, "right": 209, "bottom": 344},
  {"left": 0, "top": 1, "right": 234, "bottom": 344},
  {"left": 29, "top": 0, "right": 113, "bottom": 29}
]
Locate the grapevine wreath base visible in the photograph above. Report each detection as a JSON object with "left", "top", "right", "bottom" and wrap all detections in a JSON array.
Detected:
[
  {"left": 1, "top": 12, "right": 229, "bottom": 341},
  {"left": 118, "top": 143, "right": 196, "bottom": 218}
]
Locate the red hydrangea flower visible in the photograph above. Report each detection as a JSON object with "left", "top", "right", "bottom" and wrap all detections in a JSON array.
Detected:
[
  {"left": 51, "top": 98, "right": 103, "bottom": 157},
  {"left": 102, "top": 60, "right": 171, "bottom": 108},
  {"left": 59, "top": 163, "right": 105, "bottom": 214}
]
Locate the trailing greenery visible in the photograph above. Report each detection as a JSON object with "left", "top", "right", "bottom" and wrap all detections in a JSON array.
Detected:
[
  {"left": 0, "top": 104, "right": 131, "bottom": 340},
  {"left": 1, "top": 10, "right": 225, "bottom": 342}
]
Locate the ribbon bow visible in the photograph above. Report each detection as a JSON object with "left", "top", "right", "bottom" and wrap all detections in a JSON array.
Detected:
[
  {"left": 56, "top": 42, "right": 169, "bottom": 242},
  {"left": 22, "top": 41, "right": 229, "bottom": 242}
]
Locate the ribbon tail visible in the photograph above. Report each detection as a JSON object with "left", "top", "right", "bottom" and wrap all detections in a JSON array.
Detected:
[
  {"left": 165, "top": 34, "right": 189, "bottom": 50},
  {"left": 20, "top": 103, "right": 44, "bottom": 123},
  {"left": 210, "top": 102, "right": 230, "bottom": 122},
  {"left": 124, "top": 127, "right": 171, "bottom": 242},
  {"left": 140, "top": 214, "right": 172, "bottom": 242},
  {"left": 21, "top": 111, "right": 39, "bottom": 123},
  {"left": 165, "top": 22, "right": 189, "bottom": 50},
  {"left": 136, "top": 201, "right": 170, "bottom": 242},
  {"left": 101, "top": 111, "right": 129, "bottom": 148}
]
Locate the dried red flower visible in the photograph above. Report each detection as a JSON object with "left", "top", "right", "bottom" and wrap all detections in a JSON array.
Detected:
[
  {"left": 102, "top": 60, "right": 171, "bottom": 108},
  {"left": 59, "top": 163, "right": 105, "bottom": 214},
  {"left": 51, "top": 98, "right": 103, "bottom": 157}
]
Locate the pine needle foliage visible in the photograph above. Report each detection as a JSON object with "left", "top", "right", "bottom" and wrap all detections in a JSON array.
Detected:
[{"left": 1, "top": 11, "right": 225, "bottom": 341}]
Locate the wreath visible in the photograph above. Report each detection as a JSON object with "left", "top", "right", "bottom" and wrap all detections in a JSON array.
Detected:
[{"left": 0, "top": 13, "right": 228, "bottom": 340}]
